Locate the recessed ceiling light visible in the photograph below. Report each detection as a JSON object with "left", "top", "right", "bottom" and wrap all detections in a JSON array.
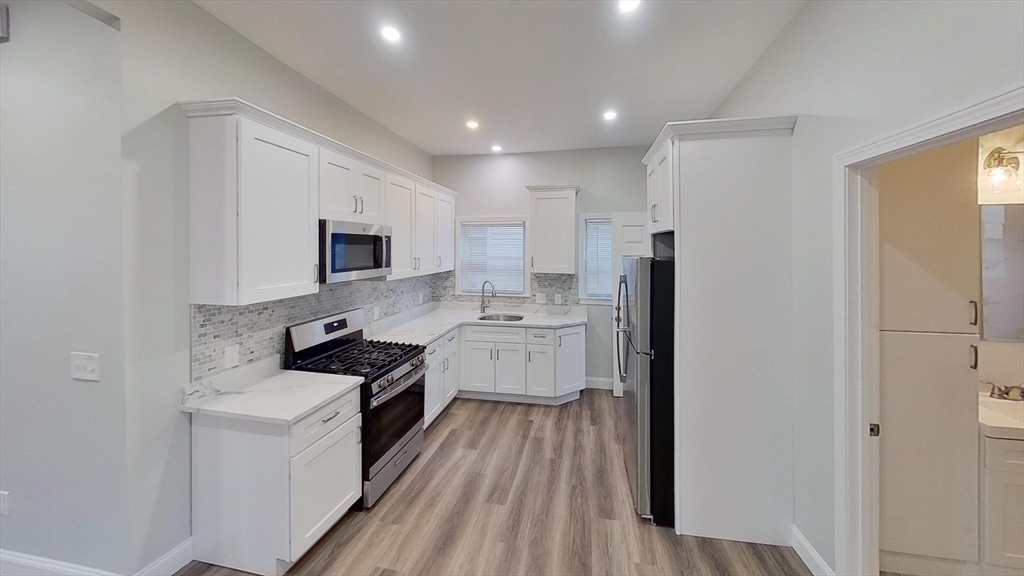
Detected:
[
  {"left": 466, "top": 120, "right": 479, "bottom": 129},
  {"left": 603, "top": 110, "right": 618, "bottom": 120},
  {"left": 381, "top": 27, "right": 401, "bottom": 42},
  {"left": 491, "top": 145, "right": 502, "bottom": 152},
  {"left": 619, "top": 0, "right": 640, "bottom": 13}
]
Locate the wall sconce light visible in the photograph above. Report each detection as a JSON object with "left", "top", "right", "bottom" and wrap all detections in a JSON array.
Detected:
[{"left": 984, "top": 146, "right": 1023, "bottom": 191}]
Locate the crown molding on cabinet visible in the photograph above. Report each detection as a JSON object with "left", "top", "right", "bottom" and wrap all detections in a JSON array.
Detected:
[
  {"left": 179, "top": 97, "right": 457, "bottom": 197},
  {"left": 641, "top": 116, "right": 798, "bottom": 165},
  {"left": 526, "top": 184, "right": 580, "bottom": 194}
]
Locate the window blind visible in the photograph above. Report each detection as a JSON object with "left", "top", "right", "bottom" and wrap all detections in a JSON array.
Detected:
[
  {"left": 459, "top": 221, "right": 526, "bottom": 294},
  {"left": 584, "top": 218, "right": 613, "bottom": 299}
]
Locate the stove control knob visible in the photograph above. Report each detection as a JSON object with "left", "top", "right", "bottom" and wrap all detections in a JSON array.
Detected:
[{"left": 386, "top": 374, "right": 395, "bottom": 386}]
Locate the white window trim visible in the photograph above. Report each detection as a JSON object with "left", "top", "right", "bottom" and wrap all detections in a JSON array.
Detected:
[
  {"left": 578, "top": 212, "right": 614, "bottom": 306},
  {"left": 455, "top": 215, "right": 533, "bottom": 297}
]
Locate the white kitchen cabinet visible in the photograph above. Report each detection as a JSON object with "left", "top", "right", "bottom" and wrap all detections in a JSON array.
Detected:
[
  {"left": 494, "top": 343, "right": 527, "bottom": 395},
  {"left": 188, "top": 114, "right": 319, "bottom": 305},
  {"left": 437, "top": 193, "right": 455, "bottom": 272},
  {"left": 442, "top": 346, "right": 459, "bottom": 407},
  {"left": 414, "top": 184, "right": 438, "bottom": 274},
  {"left": 554, "top": 325, "right": 586, "bottom": 396},
  {"left": 646, "top": 161, "right": 659, "bottom": 233},
  {"left": 650, "top": 140, "right": 674, "bottom": 233},
  {"left": 424, "top": 358, "right": 443, "bottom": 428},
  {"left": 528, "top": 185, "right": 579, "bottom": 274},
  {"left": 386, "top": 173, "right": 416, "bottom": 278},
  {"left": 462, "top": 341, "right": 497, "bottom": 393},
  {"left": 319, "top": 148, "right": 385, "bottom": 225},
  {"left": 527, "top": 344, "right": 555, "bottom": 397},
  {"left": 983, "top": 437, "right": 1024, "bottom": 570}
]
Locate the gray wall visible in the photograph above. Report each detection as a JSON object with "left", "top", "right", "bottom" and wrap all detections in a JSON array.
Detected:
[
  {"left": 713, "top": 0, "right": 1024, "bottom": 567},
  {"left": 432, "top": 146, "right": 649, "bottom": 380}
]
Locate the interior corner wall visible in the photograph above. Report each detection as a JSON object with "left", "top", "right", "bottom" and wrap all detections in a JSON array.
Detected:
[{"left": 712, "top": 0, "right": 1024, "bottom": 569}]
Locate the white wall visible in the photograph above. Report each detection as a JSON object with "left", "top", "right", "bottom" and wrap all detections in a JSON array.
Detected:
[
  {"left": 0, "top": 2, "right": 130, "bottom": 572},
  {"left": 432, "top": 146, "right": 648, "bottom": 380},
  {"left": 713, "top": 0, "right": 1024, "bottom": 568}
]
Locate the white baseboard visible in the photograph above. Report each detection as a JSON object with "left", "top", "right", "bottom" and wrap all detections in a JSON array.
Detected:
[
  {"left": 136, "top": 538, "right": 193, "bottom": 576},
  {"left": 1, "top": 539, "right": 193, "bottom": 576},
  {"left": 0, "top": 549, "right": 117, "bottom": 576},
  {"left": 791, "top": 526, "right": 835, "bottom": 576},
  {"left": 585, "top": 376, "right": 614, "bottom": 390}
]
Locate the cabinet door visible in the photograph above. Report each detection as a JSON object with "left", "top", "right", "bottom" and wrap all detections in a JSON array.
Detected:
[
  {"left": 527, "top": 344, "right": 555, "bottom": 397},
  {"left": 237, "top": 117, "right": 319, "bottom": 304},
  {"left": 424, "top": 359, "right": 443, "bottom": 428},
  {"left": 984, "top": 469, "right": 1024, "bottom": 569},
  {"left": 354, "top": 163, "right": 385, "bottom": 225},
  {"left": 530, "top": 190, "right": 577, "bottom": 273},
  {"left": 495, "top": 343, "right": 527, "bottom": 395},
  {"left": 652, "top": 140, "right": 673, "bottom": 233},
  {"left": 442, "top": 348, "right": 459, "bottom": 407},
  {"left": 385, "top": 173, "right": 415, "bottom": 277},
  {"left": 290, "top": 413, "right": 361, "bottom": 561},
  {"left": 462, "top": 342, "right": 495, "bottom": 393},
  {"left": 879, "top": 331, "right": 979, "bottom": 562},
  {"left": 436, "top": 193, "right": 455, "bottom": 272},
  {"left": 879, "top": 138, "right": 980, "bottom": 334},
  {"left": 414, "top": 184, "right": 438, "bottom": 274},
  {"left": 319, "top": 148, "right": 360, "bottom": 222},
  {"left": 555, "top": 326, "right": 585, "bottom": 395},
  {"left": 647, "top": 161, "right": 658, "bottom": 230}
]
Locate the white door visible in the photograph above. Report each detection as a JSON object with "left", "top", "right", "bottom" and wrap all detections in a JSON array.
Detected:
[
  {"left": 527, "top": 344, "right": 555, "bottom": 397},
  {"left": 385, "top": 173, "right": 415, "bottom": 278},
  {"left": 424, "top": 359, "right": 443, "bottom": 428},
  {"left": 530, "top": 190, "right": 577, "bottom": 273},
  {"left": 319, "top": 148, "right": 360, "bottom": 222},
  {"left": 879, "top": 331, "right": 979, "bottom": 563},
  {"left": 237, "top": 117, "right": 319, "bottom": 304},
  {"left": 495, "top": 343, "right": 527, "bottom": 394},
  {"left": 462, "top": 342, "right": 495, "bottom": 393},
  {"left": 414, "top": 184, "right": 438, "bottom": 274},
  {"left": 442, "top": 348, "right": 459, "bottom": 407},
  {"left": 609, "top": 213, "right": 650, "bottom": 396},
  {"left": 289, "top": 413, "right": 361, "bottom": 561},
  {"left": 652, "top": 141, "right": 673, "bottom": 233},
  {"left": 555, "top": 327, "right": 585, "bottom": 395},
  {"left": 436, "top": 193, "right": 455, "bottom": 272},
  {"left": 354, "top": 163, "right": 385, "bottom": 225},
  {"left": 878, "top": 138, "right": 981, "bottom": 334}
]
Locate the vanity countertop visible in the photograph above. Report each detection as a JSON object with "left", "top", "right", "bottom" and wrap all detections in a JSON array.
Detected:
[
  {"left": 372, "top": 307, "right": 588, "bottom": 347},
  {"left": 182, "top": 369, "right": 363, "bottom": 426},
  {"left": 979, "top": 393, "right": 1024, "bottom": 440}
]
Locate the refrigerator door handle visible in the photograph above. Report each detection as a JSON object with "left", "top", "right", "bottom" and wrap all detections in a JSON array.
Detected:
[{"left": 615, "top": 274, "right": 628, "bottom": 379}]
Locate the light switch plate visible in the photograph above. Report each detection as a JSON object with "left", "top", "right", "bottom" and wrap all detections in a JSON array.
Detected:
[
  {"left": 224, "top": 344, "right": 240, "bottom": 369},
  {"left": 373, "top": 307, "right": 380, "bottom": 320},
  {"left": 71, "top": 352, "right": 100, "bottom": 382},
  {"left": 536, "top": 293, "right": 547, "bottom": 305},
  {"left": 553, "top": 293, "right": 563, "bottom": 305},
  {"left": 419, "top": 293, "right": 424, "bottom": 304}
]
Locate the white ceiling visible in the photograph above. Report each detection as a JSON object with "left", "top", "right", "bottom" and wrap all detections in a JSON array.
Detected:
[{"left": 195, "top": 0, "right": 805, "bottom": 156}]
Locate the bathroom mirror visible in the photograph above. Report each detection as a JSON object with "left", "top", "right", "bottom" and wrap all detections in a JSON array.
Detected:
[{"left": 981, "top": 203, "right": 1024, "bottom": 342}]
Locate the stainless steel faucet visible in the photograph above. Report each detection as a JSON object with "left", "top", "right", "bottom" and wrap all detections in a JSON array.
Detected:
[
  {"left": 985, "top": 381, "right": 1024, "bottom": 401},
  {"left": 480, "top": 280, "right": 496, "bottom": 314}
]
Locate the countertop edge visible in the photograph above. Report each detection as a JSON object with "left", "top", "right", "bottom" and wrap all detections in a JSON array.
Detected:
[
  {"left": 182, "top": 378, "right": 363, "bottom": 426},
  {"left": 376, "top": 314, "right": 588, "bottom": 347}
]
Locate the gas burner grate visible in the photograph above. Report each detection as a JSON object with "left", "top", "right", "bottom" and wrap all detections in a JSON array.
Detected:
[{"left": 303, "top": 340, "right": 419, "bottom": 378}]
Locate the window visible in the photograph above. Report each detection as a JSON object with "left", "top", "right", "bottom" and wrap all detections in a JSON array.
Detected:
[
  {"left": 459, "top": 221, "right": 526, "bottom": 295},
  {"left": 583, "top": 218, "right": 613, "bottom": 299}
]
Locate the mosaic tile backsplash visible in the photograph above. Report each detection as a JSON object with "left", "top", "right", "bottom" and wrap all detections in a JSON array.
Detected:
[{"left": 190, "top": 271, "right": 578, "bottom": 381}]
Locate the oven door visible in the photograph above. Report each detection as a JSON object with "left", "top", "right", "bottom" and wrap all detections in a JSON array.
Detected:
[
  {"left": 320, "top": 220, "right": 392, "bottom": 283},
  {"left": 365, "top": 364, "right": 425, "bottom": 479}
]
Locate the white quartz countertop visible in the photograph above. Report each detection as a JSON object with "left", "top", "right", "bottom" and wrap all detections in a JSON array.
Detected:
[
  {"left": 182, "top": 369, "right": 363, "bottom": 426},
  {"left": 372, "top": 308, "right": 588, "bottom": 347},
  {"left": 979, "top": 393, "right": 1024, "bottom": 440}
]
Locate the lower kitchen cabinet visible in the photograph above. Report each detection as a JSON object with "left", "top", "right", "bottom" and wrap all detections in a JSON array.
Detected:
[
  {"left": 442, "top": 346, "right": 459, "bottom": 407},
  {"left": 424, "top": 359, "right": 443, "bottom": 427},
  {"left": 527, "top": 344, "right": 555, "bottom": 396},
  {"left": 983, "top": 437, "right": 1024, "bottom": 570},
  {"left": 463, "top": 341, "right": 497, "bottom": 393},
  {"left": 425, "top": 328, "right": 461, "bottom": 428},
  {"left": 495, "top": 344, "right": 527, "bottom": 394},
  {"left": 460, "top": 325, "right": 586, "bottom": 401},
  {"left": 554, "top": 325, "right": 585, "bottom": 396}
]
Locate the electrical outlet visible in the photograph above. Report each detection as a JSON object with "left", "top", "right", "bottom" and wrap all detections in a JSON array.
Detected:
[
  {"left": 536, "top": 293, "right": 547, "bottom": 305},
  {"left": 553, "top": 293, "right": 563, "bottom": 305},
  {"left": 373, "top": 307, "right": 380, "bottom": 320},
  {"left": 71, "top": 352, "right": 100, "bottom": 382},
  {"left": 1, "top": 491, "right": 9, "bottom": 516},
  {"left": 224, "top": 344, "right": 240, "bottom": 369},
  {"left": 419, "top": 293, "right": 424, "bottom": 304}
]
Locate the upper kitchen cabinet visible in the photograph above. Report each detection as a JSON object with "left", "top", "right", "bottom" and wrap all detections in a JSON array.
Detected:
[
  {"left": 528, "top": 184, "right": 580, "bottom": 274},
  {"left": 386, "top": 180, "right": 456, "bottom": 279},
  {"left": 320, "top": 148, "right": 385, "bottom": 225},
  {"left": 647, "top": 140, "right": 674, "bottom": 234},
  {"left": 414, "top": 184, "right": 438, "bottom": 274},
  {"left": 437, "top": 193, "right": 455, "bottom": 272},
  {"left": 187, "top": 111, "right": 319, "bottom": 305},
  {"left": 386, "top": 173, "right": 416, "bottom": 278}
]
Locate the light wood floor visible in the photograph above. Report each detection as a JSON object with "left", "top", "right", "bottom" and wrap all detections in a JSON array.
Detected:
[{"left": 177, "top": 391, "right": 810, "bottom": 576}]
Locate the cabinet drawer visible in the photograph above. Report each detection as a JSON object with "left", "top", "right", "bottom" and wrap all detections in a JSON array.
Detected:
[
  {"left": 425, "top": 338, "right": 444, "bottom": 365},
  {"left": 986, "top": 437, "right": 1024, "bottom": 473},
  {"left": 290, "top": 388, "right": 360, "bottom": 457},
  {"left": 527, "top": 328, "right": 554, "bottom": 344},
  {"left": 464, "top": 325, "right": 526, "bottom": 344},
  {"left": 443, "top": 329, "right": 459, "bottom": 352}
]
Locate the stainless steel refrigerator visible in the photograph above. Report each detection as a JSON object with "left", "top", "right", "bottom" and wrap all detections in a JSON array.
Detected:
[{"left": 616, "top": 256, "right": 674, "bottom": 526}]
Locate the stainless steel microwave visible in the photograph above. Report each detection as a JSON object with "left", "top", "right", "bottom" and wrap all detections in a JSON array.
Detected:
[{"left": 319, "top": 220, "right": 392, "bottom": 283}]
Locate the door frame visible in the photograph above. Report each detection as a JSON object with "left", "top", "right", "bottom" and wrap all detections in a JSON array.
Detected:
[{"left": 833, "top": 85, "right": 1024, "bottom": 576}]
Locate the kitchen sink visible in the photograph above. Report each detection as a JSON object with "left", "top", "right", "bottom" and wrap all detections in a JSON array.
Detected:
[{"left": 477, "top": 313, "right": 524, "bottom": 322}]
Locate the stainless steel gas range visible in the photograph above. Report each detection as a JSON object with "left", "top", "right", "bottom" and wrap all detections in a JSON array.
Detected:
[{"left": 284, "top": 309, "right": 425, "bottom": 507}]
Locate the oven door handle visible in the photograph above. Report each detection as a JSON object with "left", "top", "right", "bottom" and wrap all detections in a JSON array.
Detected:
[{"left": 370, "top": 364, "right": 427, "bottom": 408}]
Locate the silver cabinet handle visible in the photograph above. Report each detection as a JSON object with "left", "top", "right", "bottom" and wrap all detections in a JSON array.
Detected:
[
  {"left": 438, "top": 256, "right": 441, "bottom": 267},
  {"left": 531, "top": 257, "right": 535, "bottom": 267},
  {"left": 356, "top": 425, "right": 362, "bottom": 444},
  {"left": 970, "top": 300, "right": 979, "bottom": 326},
  {"left": 359, "top": 197, "right": 365, "bottom": 213},
  {"left": 970, "top": 344, "right": 979, "bottom": 369},
  {"left": 313, "top": 264, "right": 319, "bottom": 281},
  {"left": 496, "top": 348, "right": 500, "bottom": 361},
  {"left": 489, "top": 349, "right": 493, "bottom": 360},
  {"left": 447, "top": 335, "right": 455, "bottom": 342},
  {"left": 558, "top": 335, "right": 562, "bottom": 347},
  {"left": 428, "top": 348, "right": 437, "bottom": 356},
  {"left": 653, "top": 204, "right": 658, "bottom": 222},
  {"left": 354, "top": 196, "right": 359, "bottom": 213},
  {"left": 528, "top": 351, "right": 532, "bottom": 362},
  {"left": 651, "top": 204, "right": 655, "bottom": 222},
  {"left": 321, "top": 410, "right": 340, "bottom": 424}
]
